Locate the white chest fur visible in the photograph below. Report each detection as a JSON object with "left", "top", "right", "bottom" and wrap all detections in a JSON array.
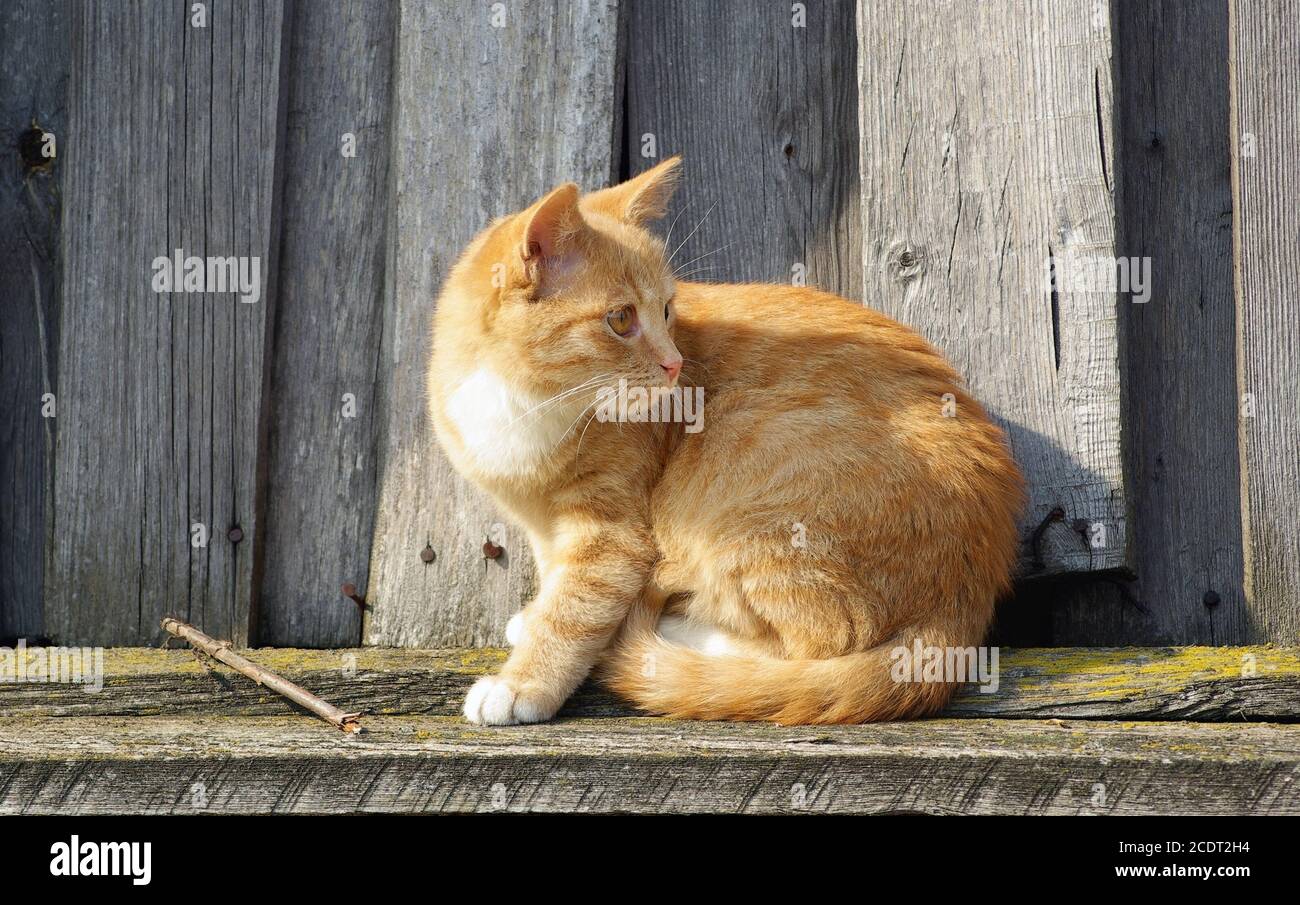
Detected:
[{"left": 444, "top": 368, "right": 578, "bottom": 477}]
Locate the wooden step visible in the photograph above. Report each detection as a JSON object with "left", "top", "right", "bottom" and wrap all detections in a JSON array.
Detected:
[
  {"left": 2, "top": 713, "right": 1297, "bottom": 815},
  {"left": 4, "top": 645, "right": 1296, "bottom": 814},
  {"left": 2, "top": 645, "right": 1298, "bottom": 721}
]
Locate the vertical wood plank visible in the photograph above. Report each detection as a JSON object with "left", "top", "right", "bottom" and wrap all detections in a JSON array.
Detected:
[
  {"left": 1230, "top": 0, "right": 1300, "bottom": 643},
  {"left": 625, "top": 0, "right": 861, "bottom": 298},
  {"left": 364, "top": 0, "right": 622, "bottom": 646},
  {"left": 858, "top": 0, "right": 1127, "bottom": 576},
  {"left": 49, "top": 0, "right": 289, "bottom": 646},
  {"left": 1058, "top": 0, "right": 1246, "bottom": 644},
  {"left": 0, "top": 1, "right": 69, "bottom": 641},
  {"left": 258, "top": 0, "right": 397, "bottom": 647}
]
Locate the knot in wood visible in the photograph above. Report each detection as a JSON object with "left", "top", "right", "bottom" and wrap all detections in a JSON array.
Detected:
[{"left": 887, "top": 241, "right": 926, "bottom": 283}]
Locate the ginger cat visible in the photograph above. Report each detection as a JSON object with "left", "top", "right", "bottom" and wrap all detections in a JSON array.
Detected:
[{"left": 428, "top": 158, "right": 1024, "bottom": 725}]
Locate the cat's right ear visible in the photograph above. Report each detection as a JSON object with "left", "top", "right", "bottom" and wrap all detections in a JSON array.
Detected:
[
  {"left": 583, "top": 156, "right": 682, "bottom": 226},
  {"left": 518, "top": 182, "right": 587, "bottom": 291}
]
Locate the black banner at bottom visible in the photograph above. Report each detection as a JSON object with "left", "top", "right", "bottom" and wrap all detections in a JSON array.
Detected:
[{"left": 0, "top": 814, "right": 1279, "bottom": 892}]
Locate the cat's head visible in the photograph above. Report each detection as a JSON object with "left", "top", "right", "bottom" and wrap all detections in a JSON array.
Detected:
[{"left": 435, "top": 157, "right": 685, "bottom": 401}]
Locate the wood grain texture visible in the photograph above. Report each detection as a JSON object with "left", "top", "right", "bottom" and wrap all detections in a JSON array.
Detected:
[
  {"left": 2, "top": 713, "right": 1296, "bottom": 814},
  {"left": 4, "top": 645, "right": 1297, "bottom": 723},
  {"left": 1230, "top": 1, "right": 1300, "bottom": 644},
  {"left": 1057, "top": 0, "right": 1245, "bottom": 644},
  {"left": 858, "top": 0, "right": 1125, "bottom": 576},
  {"left": 0, "top": 0, "right": 69, "bottom": 641},
  {"left": 364, "top": 0, "right": 622, "bottom": 646},
  {"left": 48, "top": 0, "right": 290, "bottom": 646},
  {"left": 625, "top": 0, "right": 861, "bottom": 296},
  {"left": 258, "top": 1, "right": 397, "bottom": 647}
]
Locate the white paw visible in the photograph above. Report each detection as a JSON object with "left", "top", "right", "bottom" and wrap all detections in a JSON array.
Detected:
[
  {"left": 505, "top": 612, "right": 525, "bottom": 647},
  {"left": 462, "top": 675, "right": 557, "bottom": 726}
]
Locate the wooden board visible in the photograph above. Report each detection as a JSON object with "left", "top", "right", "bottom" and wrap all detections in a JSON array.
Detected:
[
  {"left": 1058, "top": 0, "right": 1245, "bottom": 644},
  {"left": 2, "top": 713, "right": 1296, "bottom": 814},
  {"left": 47, "top": 0, "right": 290, "bottom": 646},
  {"left": 363, "top": 0, "right": 622, "bottom": 646},
  {"left": 257, "top": 1, "right": 397, "bottom": 647},
  {"left": 625, "top": 0, "right": 861, "bottom": 296},
  {"left": 0, "top": 0, "right": 69, "bottom": 641},
  {"left": 858, "top": 0, "right": 1125, "bottom": 576},
  {"left": 1230, "top": 1, "right": 1300, "bottom": 644},
  {"left": 4, "top": 645, "right": 1297, "bottom": 723}
]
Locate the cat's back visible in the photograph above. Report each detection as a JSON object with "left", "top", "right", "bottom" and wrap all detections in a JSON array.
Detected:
[
  {"left": 667, "top": 279, "right": 1022, "bottom": 510},
  {"left": 673, "top": 281, "right": 964, "bottom": 401}
]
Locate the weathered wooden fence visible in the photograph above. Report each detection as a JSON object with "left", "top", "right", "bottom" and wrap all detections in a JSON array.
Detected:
[{"left": 1, "top": 0, "right": 1295, "bottom": 649}]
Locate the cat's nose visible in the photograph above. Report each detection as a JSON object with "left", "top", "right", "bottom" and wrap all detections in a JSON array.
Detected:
[{"left": 661, "top": 357, "right": 683, "bottom": 383}]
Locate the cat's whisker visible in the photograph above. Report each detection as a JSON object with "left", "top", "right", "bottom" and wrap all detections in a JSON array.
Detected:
[
  {"left": 669, "top": 199, "right": 718, "bottom": 265},
  {"left": 507, "top": 384, "right": 593, "bottom": 428},
  {"left": 559, "top": 378, "right": 622, "bottom": 441},
  {"left": 661, "top": 200, "right": 691, "bottom": 259},
  {"left": 674, "top": 269, "right": 716, "bottom": 283},
  {"left": 507, "top": 372, "right": 618, "bottom": 427},
  {"left": 674, "top": 241, "right": 736, "bottom": 277},
  {"left": 574, "top": 403, "right": 606, "bottom": 461},
  {"left": 557, "top": 368, "right": 651, "bottom": 461},
  {"left": 557, "top": 397, "right": 603, "bottom": 455},
  {"left": 673, "top": 261, "right": 722, "bottom": 278}
]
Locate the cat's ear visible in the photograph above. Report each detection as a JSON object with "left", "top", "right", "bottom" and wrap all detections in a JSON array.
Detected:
[
  {"left": 583, "top": 156, "right": 682, "bottom": 226},
  {"left": 518, "top": 182, "right": 588, "bottom": 288},
  {"left": 521, "top": 182, "right": 584, "bottom": 261}
]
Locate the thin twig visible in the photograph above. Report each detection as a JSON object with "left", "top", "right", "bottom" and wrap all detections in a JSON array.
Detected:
[{"left": 160, "top": 617, "right": 364, "bottom": 734}]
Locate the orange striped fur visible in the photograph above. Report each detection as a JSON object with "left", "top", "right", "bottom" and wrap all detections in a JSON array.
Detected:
[{"left": 429, "top": 158, "right": 1024, "bottom": 725}]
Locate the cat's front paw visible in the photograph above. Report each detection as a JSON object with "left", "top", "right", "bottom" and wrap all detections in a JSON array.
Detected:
[{"left": 462, "top": 675, "right": 558, "bottom": 726}]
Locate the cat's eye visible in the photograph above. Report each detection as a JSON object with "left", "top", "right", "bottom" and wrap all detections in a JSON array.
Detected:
[
  {"left": 607, "top": 306, "right": 636, "bottom": 336},
  {"left": 664, "top": 302, "right": 671, "bottom": 321}
]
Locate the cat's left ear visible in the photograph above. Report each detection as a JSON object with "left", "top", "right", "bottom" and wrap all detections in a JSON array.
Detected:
[
  {"left": 583, "top": 156, "right": 682, "bottom": 226},
  {"left": 518, "top": 182, "right": 588, "bottom": 289},
  {"left": 521, "top": 182, "right": 584, "bottom": 260}
]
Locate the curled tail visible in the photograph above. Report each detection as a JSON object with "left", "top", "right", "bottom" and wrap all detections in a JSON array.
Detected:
[{"left": 598, "top": 597, "right": 967, "bottom": 725}]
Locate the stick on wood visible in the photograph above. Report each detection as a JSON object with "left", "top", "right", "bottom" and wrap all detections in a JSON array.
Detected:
[{"left": 160, "top": 617, "right": 364, "bottom": 733}]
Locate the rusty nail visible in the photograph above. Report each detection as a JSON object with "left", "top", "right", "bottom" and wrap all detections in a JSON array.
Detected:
[
  {"left": 227, "top": 526, "right": 244, "bottom": 543},
  {"left": 483, "top": 538, "right": 503, "bottom": 560},
  {"left": 342, "top": 583, "right": 366, "bottom": 610},
  {"left": 420, "top": 545, "right": 436, "bottom": 564}
]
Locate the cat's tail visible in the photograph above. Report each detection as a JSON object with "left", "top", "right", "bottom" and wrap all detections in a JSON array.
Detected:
[{"left": 597, "top": 598, "right": 969, "bottom": 724}]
